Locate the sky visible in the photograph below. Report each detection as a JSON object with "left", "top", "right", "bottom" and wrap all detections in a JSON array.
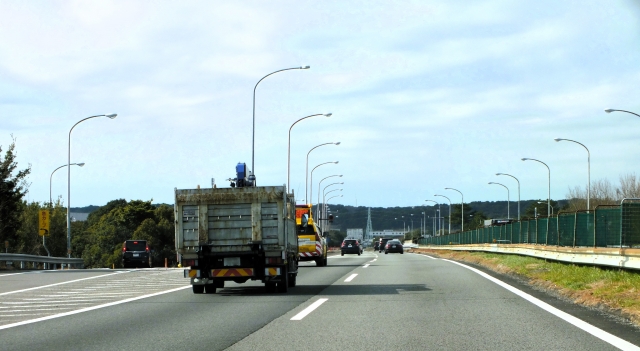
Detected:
[{"left": 1, "top": 0, "right": 639, "bottom": 209}]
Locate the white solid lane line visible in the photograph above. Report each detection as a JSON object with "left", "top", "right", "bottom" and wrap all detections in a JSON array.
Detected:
[
  {"left": 411, "top": 252, "right": 437, "bottom": 259},
  {"left": 290, "top": 298, "right": 328, "bottom": 321},
  {"left": 0, "top": 285, "right": 191, "bottom": 330},
  {"left": 344, "top": 274, "right": 358, "bottom": 282},
  {"left": 443, "top": 259, "right": 640, "bottom": 351}
]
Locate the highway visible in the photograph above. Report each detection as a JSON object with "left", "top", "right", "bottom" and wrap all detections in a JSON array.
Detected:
[{"left": 1, "top": 252, "right": 639, "bottom": 351}]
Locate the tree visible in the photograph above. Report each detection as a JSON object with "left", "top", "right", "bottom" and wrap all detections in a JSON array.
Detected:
[
  {"left": 467, "top": 211, "right": 488, "bottom": 230},
  {"left": 523, "top": 199, "right": 560, "bottom": 218},
  {"left": 0, "top": 137, "right": 31, "bottom": 250}
]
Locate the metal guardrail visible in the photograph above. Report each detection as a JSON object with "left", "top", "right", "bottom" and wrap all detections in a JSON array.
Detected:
[
  {"left": 0, "top": 253, "right": 84, "bottom": 270},
  {"left": 414, "top": 244, "right": 640, "bottom": 270}
]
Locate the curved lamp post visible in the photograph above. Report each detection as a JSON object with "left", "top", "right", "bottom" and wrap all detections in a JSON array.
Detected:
[
  {"left": 488, "top": 182, "right": 510, "bottom": 219},
  {"left": 522, "top": 158, "right": 551, "bottom": 218},
  {"left": 317, "top": 175, "right": 343, "bottom": 204},
  {"left": 51, "top": 163, "right": 84, "bottom": 206},
  {"left": 321, "top": 182, "right": 344, "bottom": 207},
  {"left": 425, "top": 200, "right": 438, "bottom": 236},
  {"left": 287, "top": 113, "right": 332, "bottom": 191},
  {"left": 310, "top": 161, "right": 338, "bottom": 207},
  {"left": 306, "top": 142, "right": 340, "bottom": 202},
  {"left": 496, "top": 173, "right": 520, "bottom": 220},
  {"left": 554, "top": 138, "right": 590, "bottom": 211},
  {"left": 68, "top": 113, "right": 116, "bottom": 258},
  {"left": 323, "top": 188, "right": 342, "bottom": 223},
  {"left": 48, "top": 162, "right": 84, "bottom": 258},
  {"left": 434, "top": 195, "right": 451, "bottom": 234},
  {"left": 445, "top": 187, "right": 464, "bottom": 231},
  {"left": 326, "top": 195, "right": 343, "bottom": 220},
  {"left": 252, "top": 65, "right": 309, "bottom": 183},
  {"left": 605, "top": 109, "right": 640, "bottom": 118}
]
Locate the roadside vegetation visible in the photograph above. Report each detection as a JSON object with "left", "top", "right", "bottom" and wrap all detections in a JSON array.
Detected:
[{"left": 414, "top": 249, "right": 640, "bottom": 327}]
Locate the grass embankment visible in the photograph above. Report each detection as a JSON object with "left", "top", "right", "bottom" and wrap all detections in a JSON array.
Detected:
[{"left": 413, "top": 248, "right": 640, "bottom": 327}]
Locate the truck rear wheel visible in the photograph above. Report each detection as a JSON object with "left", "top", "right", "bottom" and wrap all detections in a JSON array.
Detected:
[
  {"left": 192, "top": 285, "right": 205, "bottom": 294},
  {"left": 265, "top": 282, "right": 276, "bottom": 293},
  {"left": 204, "top": 285, "right": 217, "bottom": 294},
  {"left": 323, "top": 257, "right": 328, "bottom": 266},
  {"left": 277, "top": 267, "right": 289, "bottom": 293},
  {"left": 288, "top": 273, "right": 297, "bottom": 287}
]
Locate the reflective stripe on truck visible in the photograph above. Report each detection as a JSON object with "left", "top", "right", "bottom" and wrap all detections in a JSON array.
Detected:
[
  {"left": 211, "top": 268, "right": 254, "bottom": 277},
  {"left": 265, "top": 267, "right": 281, "bottom": 276},
  {"left": 298, "top": 241, "right": 322, "bottom": 257},
  {"left": 185, "top": 269, "right": 199, "bottom": 278}
]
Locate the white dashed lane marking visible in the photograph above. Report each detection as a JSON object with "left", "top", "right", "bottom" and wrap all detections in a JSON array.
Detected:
[{"left": 344, "top": 274, "right": 358, "bottom": 282}]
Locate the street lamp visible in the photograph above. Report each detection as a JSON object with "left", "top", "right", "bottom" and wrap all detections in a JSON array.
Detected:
[
  {"left": 287, "top": 113, "right": 332, "bottom": 191},
  {"left": 434, "top": 194, "right": 451, "bottom": 234},
  {"left": 51, "top": 162, "right": 84, "bottom": 206},
  {"left": 310, "top": 161, "right": 338, "bottom": 206},
  {"left": 410, "top": 213, "right": 414, "bottom": 232},
  {"left": 522, "top": 158, "right": 551, "bottom": 218},
  {"left": 318, "top": 182, "right": 344, "bottom": 212},
  {"left": 445, "top": 187, "right": 464, "bottom": 231},
  {"left": 325, "top": 195, "right": 343, "bottom": 219},
  {"left": 425, "top": 200, "right": 438, "bottom": 236},
  {"left": 496, "top": 173, "right": 520, "bottom": 221},
  {"left": 68, "top": 114, "right": 117, "bottom": 258},
  {"left": 316, "top": 175, "right": 343, "bottom": 204},
  {"left": 306, "top": 142, "right": 340, "bottom": 202},
  {"left": 488, "top": 182, "right": 510, "bottom": 219},
  {"left": 604, "top": 109, "right": 640, "bottom": 118},
  {"left": 48, "top": 162, "right": 84, "bottom": 258},
  {"left": 323, "top": 188, "right": 342, "bottom": 223},
  {"left": 252, "top": 66, "right": 309, "bottom": 184},
  {"left": 554, "top": 138, "right": 590, "bottom": 211}
]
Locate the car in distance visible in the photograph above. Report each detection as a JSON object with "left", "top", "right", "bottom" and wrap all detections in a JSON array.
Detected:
[
  {"left": 341, "top": 239, "right": 362, "bottom": 256},
  {"left": 378, "top": 238, "right": 391, "bottom": 253},
  {"left": 384, "top": 239, "right": 404, "bottom": 254},
  {"left": 122, "top": 240, "right": 151, "bottom": 268}
]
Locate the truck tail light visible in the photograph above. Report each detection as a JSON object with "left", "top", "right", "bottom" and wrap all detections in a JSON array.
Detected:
[{"left": 266, "top": 257, "right": 282, "bottom": 265}]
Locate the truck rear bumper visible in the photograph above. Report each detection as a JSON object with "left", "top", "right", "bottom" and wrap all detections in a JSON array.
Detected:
[{"left": 185, "top": 267, "right": 283, "bottom": 281}]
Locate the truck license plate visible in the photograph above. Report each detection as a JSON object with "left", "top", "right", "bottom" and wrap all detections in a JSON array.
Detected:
[{"left": 224, "top": 257, "right": 240, "bottom": 266}]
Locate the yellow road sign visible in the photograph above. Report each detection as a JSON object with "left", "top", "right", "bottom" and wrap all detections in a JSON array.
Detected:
[{"left": 39, "top": 210, "right": 50, "bottom": 236}]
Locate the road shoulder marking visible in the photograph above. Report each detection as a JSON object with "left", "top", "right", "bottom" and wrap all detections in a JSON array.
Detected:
[
  {"left": 0, "top": 285, "right": 190, "bottom": 330},
  {"left": 0, "top": 271, "right": 128, "bottom": 297}
]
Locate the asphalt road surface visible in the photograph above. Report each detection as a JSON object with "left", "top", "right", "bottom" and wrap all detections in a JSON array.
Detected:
[{"left": 1, "top": 251, "right": 639, "bottom": 351}]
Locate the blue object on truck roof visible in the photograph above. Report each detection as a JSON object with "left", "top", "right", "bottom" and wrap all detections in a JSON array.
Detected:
[{"left": 236, "top": 162, "right": 247, "bottom": 179}]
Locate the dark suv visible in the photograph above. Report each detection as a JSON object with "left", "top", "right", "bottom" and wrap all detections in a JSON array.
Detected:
[
  {"left": 341, "top": 239, "right": 362, "bottom": 256},
  {"left": 122, "top": 240, "right": 151, "bottom": 268}
]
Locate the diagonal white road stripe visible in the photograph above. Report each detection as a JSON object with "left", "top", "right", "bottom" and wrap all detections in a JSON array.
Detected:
[{"left": 290, "top": 298, "right": 328, "bottom": 321}]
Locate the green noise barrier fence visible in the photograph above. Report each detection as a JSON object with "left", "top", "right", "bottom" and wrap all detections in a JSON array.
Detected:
[{"left": 418, "top": 199, "right": 640, "bottom": 248}]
